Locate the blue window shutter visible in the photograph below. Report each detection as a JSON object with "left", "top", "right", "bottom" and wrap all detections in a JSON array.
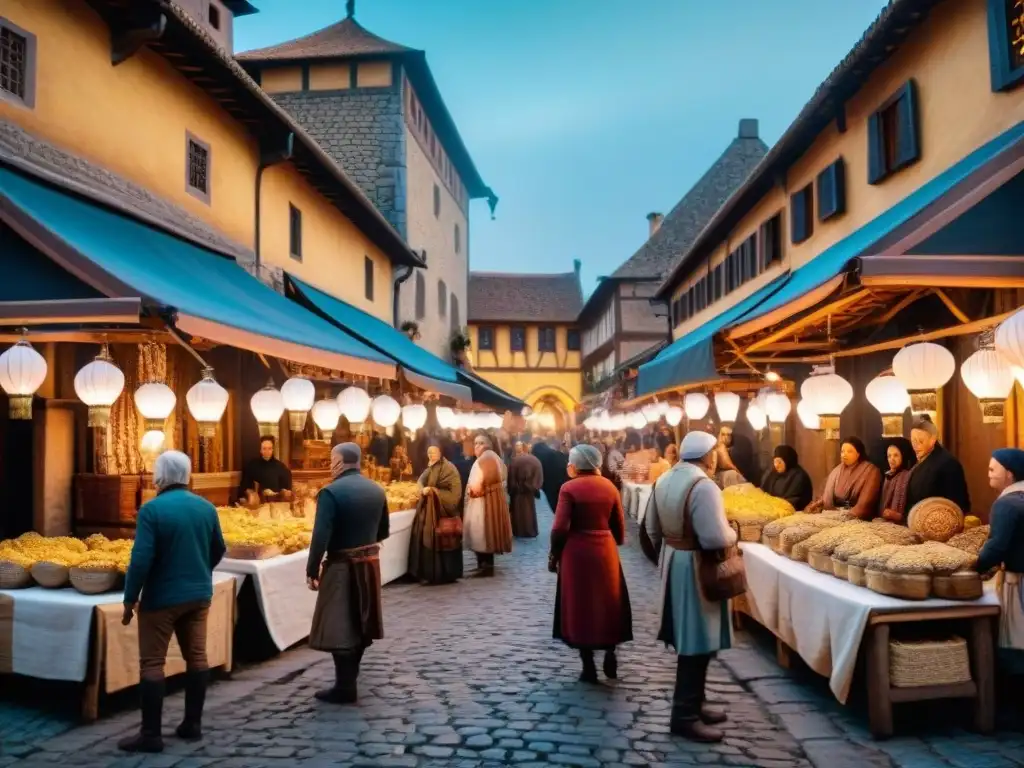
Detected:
[
  {"left": 790, "top": 189, "right": 806, "bottom": 244},
  {"left": 818, "top": 158, "right": 847, "bottom": 221},
  {"left": 894, "top": 80, "right": 921, "bottom": 169},
  {"left": 867, "top": 113, "right": 886, "bottom": 184}
]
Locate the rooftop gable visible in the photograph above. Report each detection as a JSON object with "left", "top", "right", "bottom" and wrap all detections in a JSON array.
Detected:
[{"left": 468, "top": 264, "right": 584, "bottom": 324}]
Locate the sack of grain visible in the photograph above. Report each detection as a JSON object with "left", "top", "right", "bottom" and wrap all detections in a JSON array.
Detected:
[
  {"left": 832, "top": 533, "right": 886, "bottom": 562},
  {"left": 849, "top": 544, "right": 909, "bottom": 569},
  {"left": 883, "top": 546, "right": 935, "bottom": 575}
]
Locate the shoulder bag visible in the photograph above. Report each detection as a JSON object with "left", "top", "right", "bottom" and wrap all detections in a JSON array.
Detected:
[{"left": 685, "top": 478, "right": 747, "bottom": 602}]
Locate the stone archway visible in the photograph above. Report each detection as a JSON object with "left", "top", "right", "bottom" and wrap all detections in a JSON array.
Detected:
[{"left": 532, "top": 394, "right": 569, "bottom": 434}]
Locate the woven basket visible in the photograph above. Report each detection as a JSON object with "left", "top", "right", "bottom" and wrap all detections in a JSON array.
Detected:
[
  {"left": 866, "top": 568, "right": 931, "bottom": 600},
  {"left": 890, "top": 636, "right": 971, "bottom": 688},
  {"left": 31, "top": 561, "right": 70, "bottom": 589},
  {"left": 738, "top": 524, "right": 763, "bottom": 543},
  {"left": 0, "top": 560, "right": 32, "bottom": 589},
  {"left": 932, "top": 571, "right": 983, "bottom": 601},
  {"left": 226, "top": 544, "right": 281, "bottom": 561},
  {"left": 908, "top": 497, "right": 964, "bottom": 543},
  {"left": 762, "top": 533, "right": 781, "bottom": 552},
  {"left": 831, "top": 556, "right": 849, "bottom": 580},
  {"left": 70, "top": 567, "right": 119, "bottom": 595},
  {"left": 847, "top": 563, "right": 867, "bottom": 587},
  {"left": 807, "top": 550, "right": 834, "bottom": 574}
]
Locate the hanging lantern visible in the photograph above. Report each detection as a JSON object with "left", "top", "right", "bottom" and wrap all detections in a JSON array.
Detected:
[
  {"left": 800, "top": 365, "right": 853, "bottom": 440},
  {"left": 435, "top": 405, "right": 456, "bottom": 430},
  {"left": 186, "top": 368, "right": 229, "bottom": 438},
  {"left": 626, "top": 411, "right": 645, "bottom": 430},
  {"left": 892, "top": 341, "right": 955, "bottom": 419},
  {"left": 961, "top": 346, "right": 1015, "bottom": 424},
  {"left": 656, "top": 401, "right": 670, "bottom": 415},
  {"left": 0, "top": 339, "right": 48, "bottom": 420},
  {"left": 610, "top": 413, "right": 628, "bottom": 432},
  {"left": 74, "top": 345, "right": 124, "bottom": 428},
  {"left": 250, "top": 381, "right": 284, "bottom": 440},
  {"left": 371, "top": 394, "right": 401, "bottom": 428},
  {"left": 765, "top": 393, "right": 791, "bottom": 423},
  {"left": 714, "top": 392, "right": 740, "bottom": 423},
  {"left": 641, "top": 402, "right": 662, "bottom": 424},
  {"left": 134, "top": 381, "right": 176, "bottom": 433},
  {"left": 311, "top": 398, "right": 341, "bottom": 442},
  {"left": 665, "top": 405, "right": 684, "bottom": 427},
  {"left": 337, "top": 386, "right": 371, "bottom": 426},
  {"left": 995, "top": 307, "right": 1024, "bottom": 369},
  {"left": 281, "top": 377, "right": 315, "bottom": 433},
  {"left": 583, "top": 416, "right": 596, "bottom": 431},
  {"left": 865, "top": 374, "right": 910, "bottom": 438},
  {"left": 402, "top": 403, "right": 428, "bottom": 433},
  {"left": 746, "top": 402, "right": 767, "bottom": 431},
  {"left": 684, "top": 392, "right": 710, "bottom": 420},
  {"left": 140, "top": 429, "right": 166, "bottom": 458},
  {"left": 1014, "top": 366, "right": 1024, "bottom": 387},
  {"left": 796, "top": 399, "right": 820, "bottom": 430}
]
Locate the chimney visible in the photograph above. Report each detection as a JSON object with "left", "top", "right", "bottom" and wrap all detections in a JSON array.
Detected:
[
  {"left": 573, "top": 258, "right": 582, "bottom": 278},
  {"left": 646, "top": 212, "right": 664, "bottom": 238},
  {"left": 738, "top": 118, "right": 759, "bottom": 139}
]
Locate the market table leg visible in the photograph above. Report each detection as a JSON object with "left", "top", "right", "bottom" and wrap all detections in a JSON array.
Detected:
[
  {"left": 81, "top": 609, "right": 106, "bottom": 722},
  {"left": 776, "top": 637, "right": 793, "bottom": 670},
  {"left": 971, "top": 615, "right": 995, "bottom": 733},
  {"left": 866, "top": 622, "right": 893, "bottom": 739}
]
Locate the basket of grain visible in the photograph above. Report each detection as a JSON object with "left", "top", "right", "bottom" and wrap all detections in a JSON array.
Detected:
[
  {"left": 801, "top": 522, "right": 869, "bottom": 574},
  {"left": 780, "top": 525, "right": 820, "bottom": 558},
  {"left": 831, "top": 533, "right": 886, "bottom": 580},
  {"left": 848, "top": 544, "right": 909, "bottom": 588},
  {"left": 807, "top": 550, "right": 835, "bottom": 574},
  {"left": 225, "top": 543, "right": 281, "bottom": 560},
  {"left": 918, "top": 541, "right": 977, "bottom": 574},
  {"left": 738, "top": 524, "right": 764, "bottom": 543},
  {"left": 945, "top": 526, "right": 990, "bottom": 557},
  {"left": 0, "top": 559, "right": 32, "bottom": 589},
  {"left": 907, "top": 497, "right": 964, "bottom": 543},
  {"left": 868, "top": 546, "right": 935, "bottom": 600},
  {"left": 890, "top": 637, "right": 971, "bottom": 688},
  {"left": 70, "top": 566, "right": 119, "bottom": 595},
  {"left": 868, "top": 520, "right": 922, "bottom": 545},
  {"left": 932, "top": 571, "right": 983, "bottom": 600},
  {"left": 31, "top": 561, "right": 70, "bottom": 589}
]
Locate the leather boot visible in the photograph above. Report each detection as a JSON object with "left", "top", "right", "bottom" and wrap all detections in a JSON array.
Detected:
[
  {"left": 118, "top": 678, "right": 165, "bottom": 753},
  {"left": 175, "top": 669, "right": 209, "bottom": 740},
  {"left": 579, "top": 650, "right": 598, "bottom": 683},
  {"left": 670, "top": 656, "right": 722, "bottom": 743},
  {"left": 603, "top": 648, "right": 618, "bottom": 680},
  {"left": 697, "top": 656, "right": 727, "bottom": 725},
  {"left": 315, "top": 653, "right": 357, "bottom": 704}
]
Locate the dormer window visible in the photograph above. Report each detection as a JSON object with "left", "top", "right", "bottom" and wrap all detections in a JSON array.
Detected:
[{"left": 208, "top": 3, "right": 221, "bottom": 30}]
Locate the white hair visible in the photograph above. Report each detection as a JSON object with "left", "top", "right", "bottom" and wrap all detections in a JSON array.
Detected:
[{"left": 153, "top": 450, "right": 191, "bottom": 491}]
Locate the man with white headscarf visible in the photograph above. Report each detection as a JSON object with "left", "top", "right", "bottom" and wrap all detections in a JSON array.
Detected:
[
  {"left": 307, "top": 443, "right": 390, "bottom": 704},
  {"left": 119, "top": 451, "right": 226, "bottom": 754},
  {"left": 644, "top": 431, "right": 738, "bottom": 743}
]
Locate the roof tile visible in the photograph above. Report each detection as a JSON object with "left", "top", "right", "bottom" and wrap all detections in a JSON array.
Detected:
[
  {"left": 237, "top": 17, "right": 412, "bottom": 61},
  {"left": 468, "top": 270, "right": 583, "bottom": 324}
]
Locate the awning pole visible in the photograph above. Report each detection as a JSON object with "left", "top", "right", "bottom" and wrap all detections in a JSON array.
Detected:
[{"left": 164, "top": 324, "right": 211, "bottom": 369}]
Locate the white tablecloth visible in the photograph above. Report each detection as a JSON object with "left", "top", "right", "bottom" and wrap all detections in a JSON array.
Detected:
[
  {"left": 739, "top": 543, "right": 999, "bottom": 703},
  {"left": 622, "top": 482, "right": 654, "bottom": 525},
  {"left": 380, "top": 508, "right": 415, "bottom": 585},
  {"left": 0, "top": 572, "right": 235, "bottom": 683}
]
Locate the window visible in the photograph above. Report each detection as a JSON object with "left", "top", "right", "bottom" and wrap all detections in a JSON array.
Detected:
[
  {"left": 454, "top": 223, "right": 461, "bottom": 254},
  {"left": 510, "top": 327, "right": 525, "bottom": 352},
  {"left": 567, "top": 330, "right": 581, "bottom": 351},
  {"left": 288, "top": 204, "right": 302, "bottom": 261},
  {"left": 479, "top": 326, "right": 494, "bottom": 351},
  {"left": 740, "top": 235, "right": 757, "bottom": 282},
  {"left": 364, "top": 256, "right": 374, "bottom": 301},
  {"left": 433, "top": 184, "right": 440, "bottom": 218},
  {"left": 760, "top": 216, "right": 782, "bottom": 269},
  {"left": 988, "top": 0, "right": 1024, "bottom": 91},
  {"left": 208, "top": 2, "right": 221, "bottom": 29},
  {"left": 437, "top": 280, "right": 447, "bottom": 317},
  {"left": 415, "top": 272, "right": 425, "bottom": 319},
  {"left": 790, "top": 185, "right": 813, "bottom": 244},
  {"left": 450, "top": 294, "right": 460, "bottom": 331},
  {"left": 538, "top": 327, "right": 556, "bottom": 352},
  {"left": 185, "top": 132, "right": 211, "bottom": 203},
  {"left": 868, "top": 80, "right": 920, "bottom": 184},
  {"left": 0, "top": 19, "right": 35, "bottom": 108},
  {"left": 817, "top": 159, "right": 847, "bottom": 222}
]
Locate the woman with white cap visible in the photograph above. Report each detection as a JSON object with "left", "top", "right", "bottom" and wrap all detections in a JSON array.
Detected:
[
  {"left": 644, "top": 431, "right": 742, "bottom": 743},
  {"left": 550, "top": 444, "right": 633, "bottom": 683}
]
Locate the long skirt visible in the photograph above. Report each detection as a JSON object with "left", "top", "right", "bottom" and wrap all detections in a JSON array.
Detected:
[
  {"left": 408, "top": 499, "right": 464, "bottom": 584},
  {"left": 658, "top": 547, "right": 731, "bottom": 656},
  {"left": 309, "top": 549, "right": 383, "bottom": 654},
  {"left": 463, "top": 484, "right": 513, "bottom": 555},
  {"left": 998, "top": 571, "right": 1024, "bottom": 673},
  {"left": 509, "top": 492, "right": 539, "bottom": 538},
  {"left": 553, "top": 530, "right": 633, "bottom": 650}
]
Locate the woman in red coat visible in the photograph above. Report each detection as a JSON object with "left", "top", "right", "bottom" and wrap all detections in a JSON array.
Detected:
[{"left": 550, "top": 444, "right": 633, "bottom": 683}]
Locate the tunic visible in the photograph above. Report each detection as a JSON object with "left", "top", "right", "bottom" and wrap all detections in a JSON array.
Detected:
[
  {"left": 551, "top": 474, "right": 633, "bottom": 649},
  {"left": 759, "top": 465, "right": 813, "bottom": 511},
  {"left": 905, "top": 443, "right": 971, "bottom": 514},
  {"left": 815, "top": 460, "right": 882, "bottom": 519},
  {"left": 976, "top": 483, "right": 1024, "bottom": 670},
  {"left": 463, "top": 451, "right": 513, "bottom": 555},
  {"left": 508, "top": 453, "right": 544, "bottom": 538},
  {"left": 879, "top": 468, "right": 912, "bottom": 523},
  {"left": 645, "top": 463, "right": 736, "bottom": 656},
  {"left": 238, "top": 457, "right": 292, "bottom": 498},
  {"left": 409, "top": 459, "right": 464, "bottom": 584}
]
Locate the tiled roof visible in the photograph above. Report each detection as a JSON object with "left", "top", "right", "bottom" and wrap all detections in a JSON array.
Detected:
[
  {"left": 468, "top": 269, "right": 583, "bottom": 324},
  {"left": 0, "top": 120, "right": 254, "bottom": 263},
  {"left": 612, "top": 122, "right": 767, "bottom": 280},
  {"left": 237, "top": 16, "right": 412, "bottom": 61}
]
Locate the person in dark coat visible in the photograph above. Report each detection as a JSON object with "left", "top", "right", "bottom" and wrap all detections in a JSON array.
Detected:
[
  {"left": 509, "top": 442, "right": 544, "bottom": 538},
  {"left": 238, "top": 435, "right": 292, "bottom": 501},
  {"left": 906, "top": 416, "right": 971, "bottom": 514},
  {"left": 533, "top": 439, "right": 569, "bottom": 510},
  {"left": 759, "top": 445, "right": 813, "bottom": 511},
  {"left": 879, "top": 438, "right": 916, "bottom": 524},
  {"left": 409, "top": 444, "right": 463, "bottom": 584},
  {"left": 307, "top": 443, "right": 389, "bottom": 705},
  {"left": 550, "top": 445, "right": 632, "bottom": 683}
]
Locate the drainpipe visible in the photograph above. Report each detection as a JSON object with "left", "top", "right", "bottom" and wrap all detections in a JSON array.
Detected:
[
  {"left": 393, "top": 263, "right": 415, "bottom": 327},
  {"left": 254, "top": 133, "right": 295, "bottom": 269}
]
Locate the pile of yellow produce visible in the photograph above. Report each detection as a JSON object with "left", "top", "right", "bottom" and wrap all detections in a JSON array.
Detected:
[
  {"left": 217, "top": 507, "right": 312, "bottom": 555},
  {"left": 723, "top": 484, "right": 794, "bottom": 525},
  {"left": 380, "top": 481, "right": 420, "bottom": 513},
  {"left": 0, "top": 532, "right": 132, "bottom": 573}
]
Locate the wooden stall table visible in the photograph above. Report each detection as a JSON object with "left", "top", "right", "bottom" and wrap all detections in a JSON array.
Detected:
[
  {"left": 735, "top": 542, "right": 999, "bottom": 739},
  {"left": 0, "top": 572, "right": 235, "bottom": 721}
]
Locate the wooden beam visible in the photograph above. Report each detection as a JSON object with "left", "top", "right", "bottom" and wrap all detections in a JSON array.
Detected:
[
  {"left": 744, "top": 289, "right": 872, "bottom": 354},
  {"left": 874, "top": 289, "right": 925, "bottom": 325},
  {"left": 0, "top": 298, "right": 142, "bottom": 325},
  {"left": 931, "top": 288, "right": 971, "bottom": 323},
  {"left": 725, "top": 338, "right": 764, "bottom": 376},
  {"left": 863, "top": 274, "right": 1024, "bottom": 289},
  {"left": 728, "top": 275, "right": 845, "bottom": 340},
  {"left": 0, "top": 329, "right": 169, "bottom": 344},
  {"left": 111, "top": 12, "right": 166, "bottom": 66}
]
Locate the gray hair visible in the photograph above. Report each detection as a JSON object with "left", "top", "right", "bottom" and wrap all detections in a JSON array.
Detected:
[
  {"left": 153, "top": 450, "right": 191, "bottom": 491},
  {"left": 569, "top": 444, "right": 602, "bottom": 472},
  {"left": 911, "top": 416, "right": 939, "bottom": 437}
]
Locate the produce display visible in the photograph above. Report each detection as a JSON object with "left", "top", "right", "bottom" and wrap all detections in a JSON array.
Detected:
[
  {"left": 379, "top": 481, "right": 420, "bottom": 513},
  {"left": 723, "top": 484, "right": 795, "bottom": 524},
  {"left": 945, "top": 525, "right": 990, "bottom": 556},
  {"left": 866, "top": 519, "right": 921, "bottom": 545},
  {"left": 907, "top": 497, "right": 964, "bottom": 542},
  {"left": 0, "top": 533, "right": 133, "bottom": 592},
  {"left": 217, "top": 507, "right": 312, "bottom": 558}
]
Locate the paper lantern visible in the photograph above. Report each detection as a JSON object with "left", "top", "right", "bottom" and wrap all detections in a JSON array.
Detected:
[
  {"left": 714, "top": 392, "right": 740, "bottom": 423},
  {"left": 402, "top": 403, "right": 428, "bottom": 433},
  {"left": 765, "top": 393, "right": 791, "bottom": 423},
  {"left": 312, "top": 398, "right": 341, "bottom": 442},
  {"left": 656, "top": 401, "right": 670, "bottom": 415},
  {"left": 281, "top": 377, "right": 315, "bottom": 432},
  {"left": 1014, "top": 366, "right": 1024, "bottom": 387},
  {"left": 337, "top": 386, "right": 371, "bottom": 425},
  {"left": 800, "top": 368, "right": 852, "bottom": 440},
  {"left": 250, "top": 382, "right": 284, "bottom": 431},
  {"left": 0, "top": 339, "right": 47, "bottom": 420},
  {"left": 796, "top": 399, "right": 820, "bottom": 430},
  {"left": 74, "top": 346, "right": 124, "bottom": 428},
  {"left": 961, "top": 347, "right": 1015, "bottom": 423},
  {"left": 629, "top": 411, "right": 647, "bottom": 430},
  {"left": 371, "top": 394, "right": 401, "bottom": 427},
  {"left": 684, "top": 392, "right": 710, "bottom": 420},
  {"left": 865, "top": 374, "right": 910, "bottom": 437},
  {"left": 892, "top": 342, "right": 955, "bottom": 417},
  {"left": 746, "top": 402, "right": 767, "bottom": 431},
  {"left": 995, "top": 307, "right": 1024, "bottom": 369},
  {"left": 665, "top": 405, "right": 684, "bottom": 427},
  {"left": 186, "top": 368, "right": 229, "bottom": 438},
  {"left": 641, "top": 402, "right": 662, "bottom": 424},
  {"left": 583, "top": 416, "right": 596, "bottom": 431},
  {"left": 135, "top": 382, "right": 176, "bottom": 433},
  {"left": 435, "top": 406, "right": 456, "bottom": 430},
  {"left": 140, "top": 429, "right": 166, "bottom": 457},
  {"left": 610, "top": 413, "right": 628, "bottom": 432}
]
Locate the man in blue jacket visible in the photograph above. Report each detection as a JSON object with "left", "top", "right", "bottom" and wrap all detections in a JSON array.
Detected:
[{"left": 119, "top": 451, "right": 226, "bottom": 753}]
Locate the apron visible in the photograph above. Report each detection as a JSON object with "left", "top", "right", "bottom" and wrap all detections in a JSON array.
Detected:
[{"left": 997, "top": 571, "right": 1024, "bottom": 652}]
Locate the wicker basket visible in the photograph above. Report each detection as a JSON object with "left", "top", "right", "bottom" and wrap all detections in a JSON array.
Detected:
[
  {"left": 807, "top": 550, "right": 834, "bottom": 574},
  {"left": 738, "top": 524, "right": 763, "bottom": 543},
  {"left": 890, "top": 636, "right": 971, "bottom": 688},
  {"left": 932, "top": 571, "right": 983, "bottom": 601},
  {"left": 31, "top": 561, "right": 70, "bottom": 589},
  {"left": 908, "top": 497, "right": 964, "bottom": 543},
  {"left": 225, "top": 544, "right": 281, "bottom": 561},
  {"left": 0, "top": 560, "right": 32, "bottom": 589},
  {"left": 762, "top": 533, "right": 781, "bottom": 552},
  {"left": 70, "top": 567, "right": 119, "bottom": 595},
  {"left": 866, "top": 568, "right": 931, "bottom": 600},
  {"left": 831, "top": 556, "right": 849, "bottom": 580},
  {"left": 847, "top": 563, "right": 867, "bottom": 587}
]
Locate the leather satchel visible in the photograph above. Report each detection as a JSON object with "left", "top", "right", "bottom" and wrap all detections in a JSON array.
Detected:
[
  {"left": 684, "top": 479, "right": 747, "bottom": 602},
  {"left": 435, "top": 512, "right": 463, "bottom": 551}
]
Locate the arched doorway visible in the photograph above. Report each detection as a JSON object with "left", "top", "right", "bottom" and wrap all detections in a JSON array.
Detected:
[{"left": 532, "top": 395, "right": 568, "bottom": 434}]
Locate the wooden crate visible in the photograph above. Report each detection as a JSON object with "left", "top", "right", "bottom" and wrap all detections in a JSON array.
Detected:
[
  {"left": 74, "top": 474, "right": 142, "bottom": 527},
  {"left": 190, "top": 471, "right": 241, "bottom": 507}
]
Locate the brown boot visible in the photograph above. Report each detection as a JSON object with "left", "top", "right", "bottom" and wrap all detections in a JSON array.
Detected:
[
  {"left": 671, "top": 719, "right": 725, "bottom": 742},
  {"left": 697, "top": 657, "right": 727, "bottom": 724},
  {"left": 315, "top": 654, "right": 357, "bottom": 704},
  {"left": 670, "top": 655, "right": 723, "bottom": 743},
  {"left": 118, "top": 679, "right": 165, "bottom": 753}
]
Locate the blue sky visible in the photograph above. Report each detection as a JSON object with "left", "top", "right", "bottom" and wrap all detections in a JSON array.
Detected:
[{"left": 236, "top": 1, "right": 889, "bottom": 296}]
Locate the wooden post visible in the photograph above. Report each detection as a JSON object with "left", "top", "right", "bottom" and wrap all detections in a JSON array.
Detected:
[
  {"left": 866, "top": 623, "right": 893, "bottom": 738},
  {"left": 971, "top": 615, "right": 995, "bottom": 733}
]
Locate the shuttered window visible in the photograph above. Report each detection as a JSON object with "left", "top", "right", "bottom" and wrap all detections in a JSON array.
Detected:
[
  {"left": 364, "top": 256, "right": 374, "bottom": 301},
  {"left": 868, "top": 80, "right": 920, "bottom": 185},
  {"left": 567, "top": 330, "right": 581, "bottom": 351},
  {"left": 415, "top": 272, "right": 426, "bottom": 319},
  {"left": 538, "top": 327, "right": 556, "bottom": 352},
  {"left": 289, "top": 204, "right": 302, "bottom": 260},
  {"left": 816, "top": 158, "right": 847, "bottom": 221},
  {"left": 987, "top": 0, "right": 1024, "bottom": 91},
  {"left": 790, "top": 185, "right": 813, "bottom": 244},
  {"left": 510, "top": 326, "right": 525, "bottom": 352},
  {"left": 479, "top": 326, "right": 494, "bottom": 351}
]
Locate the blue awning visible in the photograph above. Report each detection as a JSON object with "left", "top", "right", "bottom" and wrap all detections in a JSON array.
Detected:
[
  {"left": 456, "top": 369, "right": 525, "bottom": 413},
  {"left": 0, "top": 166, "right": 395, "bottom": 378},
  {"left": 636, "top": 277, "right": 788, "bottom": 396},
  {"left": 286, "top": 275, "right": 472, "bottom": 402}
]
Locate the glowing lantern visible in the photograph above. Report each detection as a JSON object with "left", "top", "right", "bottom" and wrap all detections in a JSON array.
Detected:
[
  {"left": 800, "top": 366, "right": 853, "bottom": 440},
  {"left": 657, "top": 401, "right": 670, "bottom": 415},
  {"left": 765, "top": 393, "right": 791, "bottom": 423},
  {"left": 0, "top": 339, "right": 47, "bottom": 420},
  {"left": 311, "top": 398, "right": 341, "bottom": 442},
  {"left": 642, "top": 402, "right": 662, "bottom": 424},
  {"left": 995, "top": 308, "right": 1024, "bottom": 369},
  {"left": 746, "top": 402, "right": 767, "bottom": 431},
  {"left": 337, "top": 386, "right": 371, "bottom": 426},
  {"left": 186, "top": 368, "right": 228, "bottom": 438},
  {"left": 402, "top": 403, "right": 428, "bottom": 433},
  {"left": 629, "top": 411, "right": 647, "bottom": 430},
  {"left": 281, "top": 377, "right": 315, "bottom": 432},
  {"left": 865, "top": 374, "right": 910, "bottom": 437},
  {"left": 892, "top": 342, "right": 955, "bottom": 419},
  {"left": 961, "top": 347, "right": 1015, "bottom": 424},
  {"left": 140, "top": 429, "right": 166, "bottom": 458},
  {"left": 714, "top": 392, "right": 740, "bottom": 423},
  {"left": 371, "top": 394, "right": 401, "bottom": 428},
  {"left": 74, "top": 345, "right": 124, "bottom": 428},
  {"left": 685, "top": 392, "right": 710, "bottom": 420},
  {"left": 250, "top": 381, "right": 284, "bottom": 440},
  {"left": 796, "top": 399, "right": 820, "bottom": 430},
  {"left": 135, "top": 381, "right": 176, "bottom": 433},
  {"left": 665, "top": 405, "right": 684, "bottom": 427},
  {"left": 435, "top": 406, "right": 456, "bottom": 430}
]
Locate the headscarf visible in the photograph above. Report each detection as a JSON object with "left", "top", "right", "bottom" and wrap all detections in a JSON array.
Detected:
[
  {"left": 331, "top": 442, "right": 361, "bottom": 480},
  {"left": 994, "top": 448, "right": 1024, "bottom": 483},
  {"left": 681, "top": 431, "right": 717, "bottom": 460},
  {"left": 773, "top": 444, "right": 799, "bottom": 472},
  {"left": 569, "top": 444, "right": 601, "bottom": 472},
  {"left": 885, "top": 437, "right": 916, "bottom": 474},
  {"left": 841, "top": 436, "right": 867, "bottom": 462}
]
